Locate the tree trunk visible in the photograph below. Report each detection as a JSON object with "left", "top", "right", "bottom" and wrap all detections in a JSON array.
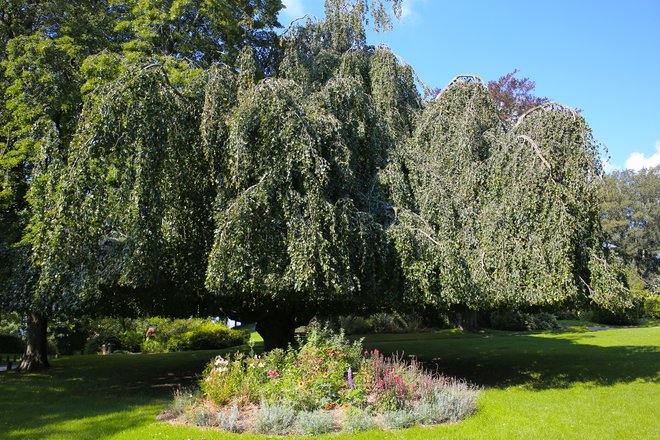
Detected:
[
  {"left": 256, "top": 315, "right": 298, "bottom": 351},
  {"left": 19, "top": 313, "right": 50, "bottom": 372}
]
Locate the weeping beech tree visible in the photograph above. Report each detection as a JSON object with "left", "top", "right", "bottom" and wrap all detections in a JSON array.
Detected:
[
  {"left": 386, "top": 78, "right": 632, "bottom": 317},
  {"left": 23, "top": 63, "right": 224, "bottom": 366},
  {"left": 205, "top": 16, "right": 420, "bottom": 349}
]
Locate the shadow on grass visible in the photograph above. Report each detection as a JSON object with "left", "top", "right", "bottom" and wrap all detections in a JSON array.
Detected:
[
  {"left": 362, "top": 329, "right": 660, "bottom": 390},
  {"left": 0, "top": 347, "right": 242, "bottom": 439}
]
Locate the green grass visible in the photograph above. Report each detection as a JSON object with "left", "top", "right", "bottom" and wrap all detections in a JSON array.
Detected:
[{"left": 1, "top": 327, "right": 658, "bottom": 439}]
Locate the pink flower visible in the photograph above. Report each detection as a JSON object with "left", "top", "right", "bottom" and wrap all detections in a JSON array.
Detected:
[{"left": 267, "top": 369, "right": 278, "bottom": 378}]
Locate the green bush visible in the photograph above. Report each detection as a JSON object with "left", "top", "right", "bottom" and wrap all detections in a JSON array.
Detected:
[
  {"left": 166, "top": 323, "right": 248, "bottom": 351},
  {"left": 383, "top": 409, "right": 417, "bottom": 429},
  {"left": 170, "top": 387, "right": 201, "bottom": 417},
  {"left": 215, "top": 404, "right": 241, "bottom": 433},
  {"left": 0, "top": 334, "right": 23, "bottom": 353},
  {"left": 490, "top": 310, "right": 558, "bottom": 331},
  {"left": 369, "top": 312, "right": 404, "bottom": 333},
  {"left": 591, "top": 307, "right": 640, "bottom": 326},
  {"left": 343, "top": 407, "right": 377, "bottom": 432},
  {"left": 338, "top": 315, "right": 373, "bottom": 335},
  {"left": 254, "top": 402, "right": 297, "bottom": 435},
  {"left": 644, "top": 296, "right": 660, "bottom": 319},
  {"left": 295, "top": 410, "right": 334, "bottom": 435}
]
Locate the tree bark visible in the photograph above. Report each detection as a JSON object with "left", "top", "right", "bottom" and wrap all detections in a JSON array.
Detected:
[
  {"left": 256, "top": 315, "right": 298, "bottom": 351},
  {"left": 19, "top": 312, "right": 50, "bottom": 372}
]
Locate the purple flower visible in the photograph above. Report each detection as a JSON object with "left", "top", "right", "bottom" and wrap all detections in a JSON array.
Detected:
[{"left": 347, "top": 367, "right": 355, "bottom": 389}]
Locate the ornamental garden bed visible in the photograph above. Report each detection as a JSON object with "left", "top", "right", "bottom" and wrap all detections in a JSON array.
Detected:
[{"left": 159, "top": 324, "right": 479, "bottom": 435}]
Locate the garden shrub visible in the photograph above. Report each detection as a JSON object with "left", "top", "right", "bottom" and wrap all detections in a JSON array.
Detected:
[
  {"left": 254, "top": 402, "right": 297, "bottom": 434},
  {"left": 166, "top": 323, "right": 248, "bottom": 351},
  {"left": 187, "top": 407, "right": 215, "bottom": 427},
  {"left": 490, "top": 310, "right": 558, "bottom": 331},
  {"left": 369, "top": 312, "right": 404, "bottom": 333},
  {"left": 644, "top": 295, "right": 660, "bottom": 319},
  {"left": 338, "top": 312, "right": 429, "bottom": 335},
  {"left": 83, "top": 316, "right": 245, "bottom": 354},
  {"left": 383, "top": 409, "right": 418, "bottom": 429},
  {"left": 295, "top": 410, "right": 335, "bottom": 435},
  {"left": 215, "top": 405, "right": 241, "bottom": 433},
  {"left": 141, "top": 337, "right": 167, "bottom": 354},
  {"left": 590, "top": 307, "right": 640, "bottom": 326},
  {"left": 343, "top": 407, "right": 378, "bottom": 432},
  {"left": 170, "top": 387, "right": 200, "bottom": 417},
  {"left": 0, "top": 334, "right": 23, "bottom": 353},
  {"left": 338, "top": 315, "right": 373, "bottom": 335}
]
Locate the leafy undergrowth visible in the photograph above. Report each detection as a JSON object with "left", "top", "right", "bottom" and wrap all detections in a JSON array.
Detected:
[
  {"left": 0, "top": 327, "right": 658, "bottom": 439},
  {"left": 163, "top": 324, "right": 479, "bottom": 435}
]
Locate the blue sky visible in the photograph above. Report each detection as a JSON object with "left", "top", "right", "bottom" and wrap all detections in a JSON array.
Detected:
[{"left": 279, "top": 0, "right": 660, "bottom": 171}]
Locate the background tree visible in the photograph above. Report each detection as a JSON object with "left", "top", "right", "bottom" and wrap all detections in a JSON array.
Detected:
[
  {"left": 112, "top": 0, "right": 283, "bottom": 69},
  {"left": 600, "top": 166, "right": 659, "bottom": 293},
  {"left": 487, "top": 69, "right": 549, "bottom": 127}
]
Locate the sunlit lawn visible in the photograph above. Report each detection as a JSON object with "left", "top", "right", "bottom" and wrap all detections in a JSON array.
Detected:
[{"left": 1, "top": 327, "right": 658, "bottom": 439}]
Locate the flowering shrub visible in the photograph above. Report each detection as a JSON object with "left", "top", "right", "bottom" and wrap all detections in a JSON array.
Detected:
[{"left": 179, "top": 323, "right": 479, "bottom": 434}]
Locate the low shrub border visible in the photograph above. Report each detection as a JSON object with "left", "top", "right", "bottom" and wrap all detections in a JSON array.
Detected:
[{"left": 160, "top": 324, "right": 480, "bottom": 434}]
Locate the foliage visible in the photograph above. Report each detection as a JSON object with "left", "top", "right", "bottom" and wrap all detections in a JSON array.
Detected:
[
  {"left": 600, "top": 166, "right": 659, "bottom": 292},
  {"left": 487, "top": 69, "right": 549, "bottom": 126},
  {"left": 644, "top": 295, "right": 660, "bottom": 319},
  {"left": 338, "top": 312, "right": 426, "bottom": 335},
  {"left": 112, "top": 0, "right": 284, "bottom": 68},
  {"left": 338, "top": 315, "right": 374, "bottom": 334},
  {"left": 0, "top": 311, "right": 23, "bottom": 337},
  {"left": 0, "top": 0, "right": 284, "bottom": 369},
  {"left": 214, "top": 404, "right": 241, "bottom": 433},
  {"left": 254, "top": 402, "right": 298, "bottom": 434},
  {"left": 166, "top": 323, "right": 248, "bottom": 352},
  {"left": 0, "top": 334, "right": 23, "bottom": 353},
  {"left": 343, "top": 406, "right": 378, "bottom": 432},
  {"left": 82, "top": 316, "right": 246, "bottom": 354},
  {"left": 590, "top": 306, "right": 640, "bottom": 326},
  {"left": 205, "top": 27, "right": 420, "bottom": 345},
  {"left": 169, "top": 387, "right": 201, "bottom": 417},
  {"left": 489, "top": 311, "right": 559, "bottom": 331},
  {"left": 387, "top": 79, "right": 632, "bottom": 314},
  {"left": 295, "top": 409, "right": 335, "bottom": 435}
]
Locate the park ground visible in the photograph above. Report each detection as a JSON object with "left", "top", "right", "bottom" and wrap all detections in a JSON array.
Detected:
[{"left": 0, "top": 324, "right": 658, "bottom": 439}]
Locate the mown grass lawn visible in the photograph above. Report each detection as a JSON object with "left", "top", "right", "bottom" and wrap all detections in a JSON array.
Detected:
[{"left": 0, "top": 327, "right": 658, "bottom": 439}]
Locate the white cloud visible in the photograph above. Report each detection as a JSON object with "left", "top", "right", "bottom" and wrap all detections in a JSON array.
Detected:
[
  {"left": 400, "top": 0, "right": 424, "bottom": 22},
  {"left": 602, "top": 158, "right": 619, "bottom": 173},
  {"left": 282, "top": 0, "right": 305, "bottom": 20},
  {"left": 625, "top": 141, "right": 660, "bottom": 171}
]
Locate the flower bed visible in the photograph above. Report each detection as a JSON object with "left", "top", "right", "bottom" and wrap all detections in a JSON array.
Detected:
[{"left": 161, "top": 324, "right": 479, "bottom": 434}]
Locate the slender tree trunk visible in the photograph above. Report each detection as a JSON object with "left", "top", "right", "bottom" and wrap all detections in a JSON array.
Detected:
[
  {"left": 256, "top": 315, "right": 297, "bottom": 351},
  {"left": 19, "top": 312, "right": 50, "bottom": 372}
]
